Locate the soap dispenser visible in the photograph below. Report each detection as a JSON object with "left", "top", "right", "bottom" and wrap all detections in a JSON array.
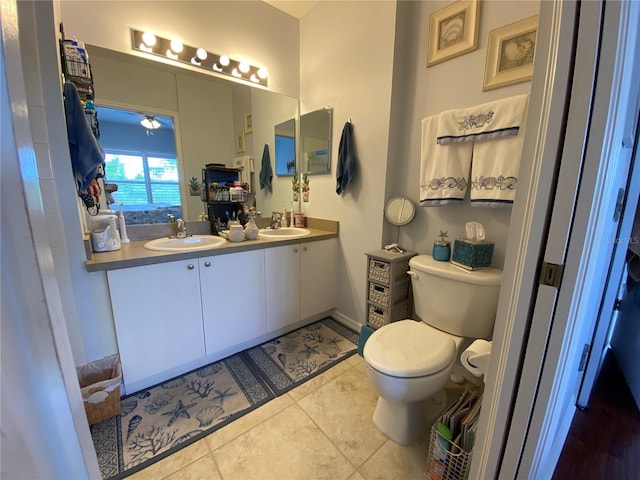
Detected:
[{"left": 432, "top": 230, "right": 451, "bottom": 262}]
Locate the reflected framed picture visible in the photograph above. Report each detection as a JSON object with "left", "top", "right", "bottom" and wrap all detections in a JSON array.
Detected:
[
  {"left": 426, "top": 0, "right": 480, "bottom": 67},
  {"left": 483, "top": 15, "right": 538, "bottom": 91},
  {"left": 235, "top": 131, "right": 246, "bottom": 154},
  {"left": 244, "top": 112, "right": 253, "bottom": 134}
]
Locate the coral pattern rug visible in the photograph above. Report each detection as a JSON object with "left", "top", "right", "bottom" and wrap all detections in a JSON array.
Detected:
[{"left": 91, "top": 317, "right": 358, "bottom": 479}]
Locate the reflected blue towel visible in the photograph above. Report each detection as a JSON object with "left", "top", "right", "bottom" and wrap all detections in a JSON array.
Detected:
[
  {"left": 259, "top": 144, "right": 273, "bottom": 193},
  {"left": 336, "top": 121, "right": 357, "bottom": 195},
  {"left": 63, "top": 82, "right": 104, "bottom": 191}
]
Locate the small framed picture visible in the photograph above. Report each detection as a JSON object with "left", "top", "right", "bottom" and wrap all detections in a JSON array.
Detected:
[
  {"left": 244, "top": 112, "right": 253, "bottom": 134},
  {"left": 426, "top": 0, "right": 480, "bottom": 67},
  {"left": 483, "top": 15, "right": 538, "bottom": 91},
  {"left": 235, "top": 131, "right": 246, "bottom": 154}
]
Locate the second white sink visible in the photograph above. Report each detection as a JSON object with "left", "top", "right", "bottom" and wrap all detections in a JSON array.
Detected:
[
  {"left": 258, "top": 227, "right": 311, "bottom": 239},
  {"left": 144, "top": 235, "right": 227, "bottom": 252}
]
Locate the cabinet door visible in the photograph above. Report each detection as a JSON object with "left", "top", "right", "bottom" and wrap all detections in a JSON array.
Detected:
[
  {"left": 107, "top": 260, "right": 205, "bottom": 390},
  {"left": 300, "top": 239, "right": 338, "bottom": 319},
  {"left": 265, "top": 244, "right": 300, "bottom": 332},
  {"left": 199, "top": 250, "right": 266, "bottom": 356}
]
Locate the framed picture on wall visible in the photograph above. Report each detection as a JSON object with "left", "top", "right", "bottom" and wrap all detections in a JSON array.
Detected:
[
  {"left": 426, "top": 0, "right": 480, "bottom": 67},
  {"left": 235, "top": 131, "right": 246, "bottom": 154},
  {"left": 483, "top": 15, "right": 538, "bottom": 91},
  {"left": 244, "top": 112, "right": 253, "bottom": 134}
]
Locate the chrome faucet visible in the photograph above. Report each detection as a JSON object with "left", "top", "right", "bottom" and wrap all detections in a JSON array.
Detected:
[
  {"left": 168, "top": 214, "right": 178, "bottom": 237},
  {"left": 270, "top": 212, "right": 282, "bottom": 229},
  {"left": 176, "top": 219, "right": 188, "bottom": 238}
]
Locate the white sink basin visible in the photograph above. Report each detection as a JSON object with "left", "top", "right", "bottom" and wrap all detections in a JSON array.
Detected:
[
  {"left": 144, "top": 235, "right": 227, "bottom": 252},
  {"left": 258, "top": 227, "right": 311, "bottom": 239}
]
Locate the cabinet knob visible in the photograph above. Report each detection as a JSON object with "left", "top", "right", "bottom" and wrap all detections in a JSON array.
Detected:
[
  {"left": 187, "top": 264, "right": 195, "bottom": 270},
  {"left": 204, "top": 261, "right": 211, "bottom": 267},
  {"left": 303, "top": 246, "right": 308, "bottom": 252},
  {"left": 293, "top": 247, "right": 299, "bottom": 253}
]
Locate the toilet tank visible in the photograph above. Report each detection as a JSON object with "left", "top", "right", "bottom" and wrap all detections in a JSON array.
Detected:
[{"left": 408, "top": 255, "right": 502, "bottom": 339}]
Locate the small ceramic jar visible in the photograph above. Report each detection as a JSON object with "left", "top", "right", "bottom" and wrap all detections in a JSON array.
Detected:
[{"left": 432, "top": 241, "right": 451, "bottom": 262}]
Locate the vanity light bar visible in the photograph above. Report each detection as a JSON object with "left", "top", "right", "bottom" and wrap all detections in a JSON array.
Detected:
[{"left": 131, "top": 29, "right": 268, "bottom": 87}]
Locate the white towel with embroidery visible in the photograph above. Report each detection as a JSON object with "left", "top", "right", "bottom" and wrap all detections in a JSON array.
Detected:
[
  {"left": 437, "top": 94, "right": 529, "bottom": 144},
  {"left": 470, "top": 126, "right": 526, "bottom": 207},
  {"left": 232, "top": 156, "right": 254, "bottom": 191},
  {"left": 420, "top": 115, "right": 473, "bottom": 207}
]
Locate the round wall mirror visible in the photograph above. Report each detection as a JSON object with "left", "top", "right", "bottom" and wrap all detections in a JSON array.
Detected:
[{"left": 384, "top": 197, "right": 416, "bottom": 226}]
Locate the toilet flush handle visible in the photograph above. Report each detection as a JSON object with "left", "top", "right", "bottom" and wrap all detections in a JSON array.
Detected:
[{"left": 407, "top": 271, "right": 418, "bottom": 278}]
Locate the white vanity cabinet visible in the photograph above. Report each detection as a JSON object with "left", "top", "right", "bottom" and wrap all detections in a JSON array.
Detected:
[
  {"left": 107, "top": 260, "right": 206, "bottom": 391},
  {"left": 265, "top": 244, "right": 301, "bottom": 331},
  {"left": 300, "top": 239, "right": 338, "bottom": 319},
  {"left": 265, "top": 238, "right": 337, "bottom": 332},
  {"left": 199, "top": 250, "right": 266, "bottom": 356}
]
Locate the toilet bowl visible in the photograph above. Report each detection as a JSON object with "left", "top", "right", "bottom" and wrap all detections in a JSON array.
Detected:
[
  {"left": 363, "top": 320, "right": 463, "bottom": 445},
  {"left": 363, "top": 254, "right": 502, "bottom": 445}
]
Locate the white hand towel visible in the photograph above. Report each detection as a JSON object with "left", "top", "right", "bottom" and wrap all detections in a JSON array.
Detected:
[
  {"left": 437, "top": 94, "right": 529, "bottom": 144},
  {"left": 470, "top": 130, "right": 525, "bottom": 207},
  {"left": 420, "top": 115, "right": 473, "bottom": 207}
]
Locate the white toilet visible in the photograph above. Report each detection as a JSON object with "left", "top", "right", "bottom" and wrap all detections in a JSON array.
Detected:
[{"left": 363, "top": 254, "right": 502, "bottom": 445}]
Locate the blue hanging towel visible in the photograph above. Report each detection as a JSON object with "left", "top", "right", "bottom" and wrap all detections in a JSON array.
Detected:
[
  {"left": 63, "top": 82, "right": 104, "bottom": 191},
  {"left": 259, "top": 143, "right": 273, "bottom": 193},
  {"left": 336, "top": 121, "right": 357, "bottom": 195}
]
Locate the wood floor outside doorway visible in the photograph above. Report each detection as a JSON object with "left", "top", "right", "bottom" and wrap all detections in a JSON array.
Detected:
[{"left": 552, "top": 350, "right": 640, "bottom": 479}]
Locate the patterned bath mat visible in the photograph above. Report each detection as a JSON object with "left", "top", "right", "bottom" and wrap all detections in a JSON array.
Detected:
[
  {"left": 241, "top": 317, "right": 359, "bottom": 395},
  {"left": 91, "top": 317, "right": 358, "bottom": 479},
  {"left": 91, "top": 354, "right": 275, "bottom": 480}
]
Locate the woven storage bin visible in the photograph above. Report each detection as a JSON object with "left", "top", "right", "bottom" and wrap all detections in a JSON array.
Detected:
[
  {"left": 368, "top": 282, "right": 410, "bottom": 308},
  {"left": 425, "top": 423, "right": 472, "bottom": 480},
  {"left": 367, "top": 300, "right": 410, "bottom": 328},
  {"left": 76, "top": 354, "right": 122, "bottom": 425},
  {"left": 368, "top": 258, "right": 410, "bottom": 284}
]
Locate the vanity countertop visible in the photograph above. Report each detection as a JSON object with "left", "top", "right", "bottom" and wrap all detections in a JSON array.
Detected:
[{"left": 85, "top": 225, "right": 338, "bottom": 272}]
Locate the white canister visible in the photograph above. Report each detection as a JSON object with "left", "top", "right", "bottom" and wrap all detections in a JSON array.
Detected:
[{"left": 228, "top": 224, "right": 245, "bottom": 242}]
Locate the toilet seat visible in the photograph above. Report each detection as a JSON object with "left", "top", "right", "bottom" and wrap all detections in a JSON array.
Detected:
[{"left": 364, "top": 320, "right": 456, "bottom": 378}]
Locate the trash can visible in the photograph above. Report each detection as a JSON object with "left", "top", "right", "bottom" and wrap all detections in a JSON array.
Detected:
[{"left": 76, "top": 354, "right": 122, "bottom": 425}]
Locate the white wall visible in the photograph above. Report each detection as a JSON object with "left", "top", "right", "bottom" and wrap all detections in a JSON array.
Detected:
[
  {"left": 299, "top": 1, "right": 398, "bottom": 325},
  {"left": 59, "top": 0, "right": 300, "bottom": 97},
  {"left": 387, "top": 1, "right": 539, "bottom": 269}
]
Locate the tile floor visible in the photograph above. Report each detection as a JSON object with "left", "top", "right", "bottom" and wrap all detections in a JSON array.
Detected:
[{"left": 127, "top": 354, "right": 469, "bottom": 480}]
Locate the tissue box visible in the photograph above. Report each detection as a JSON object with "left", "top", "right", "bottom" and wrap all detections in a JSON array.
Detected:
[{"left": 452, "top": 239, "right": 494, "bottom": 270}]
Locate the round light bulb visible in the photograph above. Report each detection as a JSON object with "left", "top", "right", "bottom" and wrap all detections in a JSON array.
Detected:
[
  {"left": 250, "top": 74, "right": 259, "bottom": 83},
  {"left": 257, "top": 67, "right": 268, "bottom": 79},
  {"left": 142, "top": 31, "right": 156, "bottom": 47},
  {"left": 170, "top": 39, "right": 183, "bottom": 53},
  {"left": 219, "top": 55, "right": 230, "bottom": 66},
  {"left": 238, "top": 61, "right": 250, "bottom": 74},
  {"left": 196, "top": 48, "right": 208, "bottom": 60}
]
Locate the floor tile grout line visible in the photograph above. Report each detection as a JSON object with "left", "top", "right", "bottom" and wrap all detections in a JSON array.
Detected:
[{"left": 293, "top": 366, "right": 360, "bottom": 479}]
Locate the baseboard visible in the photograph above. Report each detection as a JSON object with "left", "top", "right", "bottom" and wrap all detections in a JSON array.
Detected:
[{"left": 330, "top": 309, "right": 361, "bottom": 333}]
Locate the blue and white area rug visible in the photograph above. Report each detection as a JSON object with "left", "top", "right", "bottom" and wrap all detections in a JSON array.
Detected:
[
  {"left": 241, "top": 317, "right": 359, "bottom": 395},
  {"left": 91, "top": 317, "right": 358, "bottom": 479}
]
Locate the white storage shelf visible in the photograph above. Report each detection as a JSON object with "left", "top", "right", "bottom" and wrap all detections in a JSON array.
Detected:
[{"left": 365, "top": 249, "right": 417, "bottom": 329}]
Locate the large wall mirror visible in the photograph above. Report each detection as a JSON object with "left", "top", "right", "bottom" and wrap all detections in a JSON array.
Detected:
[
  {"left": 300, "top": 107, "right": 332, "bottom": 174},
  {"left": 274, "top": 118, "right": 296, "bottom": 176},
  {"left": 87, "top": 45, "right": 299, "bottom": 224}
]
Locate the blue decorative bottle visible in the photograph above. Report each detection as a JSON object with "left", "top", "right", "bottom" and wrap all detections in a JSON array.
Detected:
[{"left": 432, "top": 230, "right": 451, "bottom": 262}]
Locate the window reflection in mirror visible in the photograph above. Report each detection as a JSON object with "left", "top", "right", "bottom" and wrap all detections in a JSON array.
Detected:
[
  {"left": 275, "top": 118, "right": 296, "bottom": 175},
  {"left": 97, "top": 105, "right": 183, "bottom": 225},
  {"left": 300, "top": 107, "right": 332, "bottom": 174}
]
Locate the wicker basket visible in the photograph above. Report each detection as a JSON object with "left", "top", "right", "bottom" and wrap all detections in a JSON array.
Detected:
[
  {"left": 368, "top": 258, "right": 410, "bottom": 284},
  {"left": 367, "top": 300, "right": 411, "bottom": 329},
  {"left": 77, "top": 354, "right": 122, "bottom": 425},
  {"left": 368, "top": 281, "right": 409, "bottom": 308}
]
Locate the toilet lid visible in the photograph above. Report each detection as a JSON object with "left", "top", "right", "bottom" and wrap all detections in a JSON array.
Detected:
[{"left": 364, "top": 320, "right": 456, "bottom": 378}]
